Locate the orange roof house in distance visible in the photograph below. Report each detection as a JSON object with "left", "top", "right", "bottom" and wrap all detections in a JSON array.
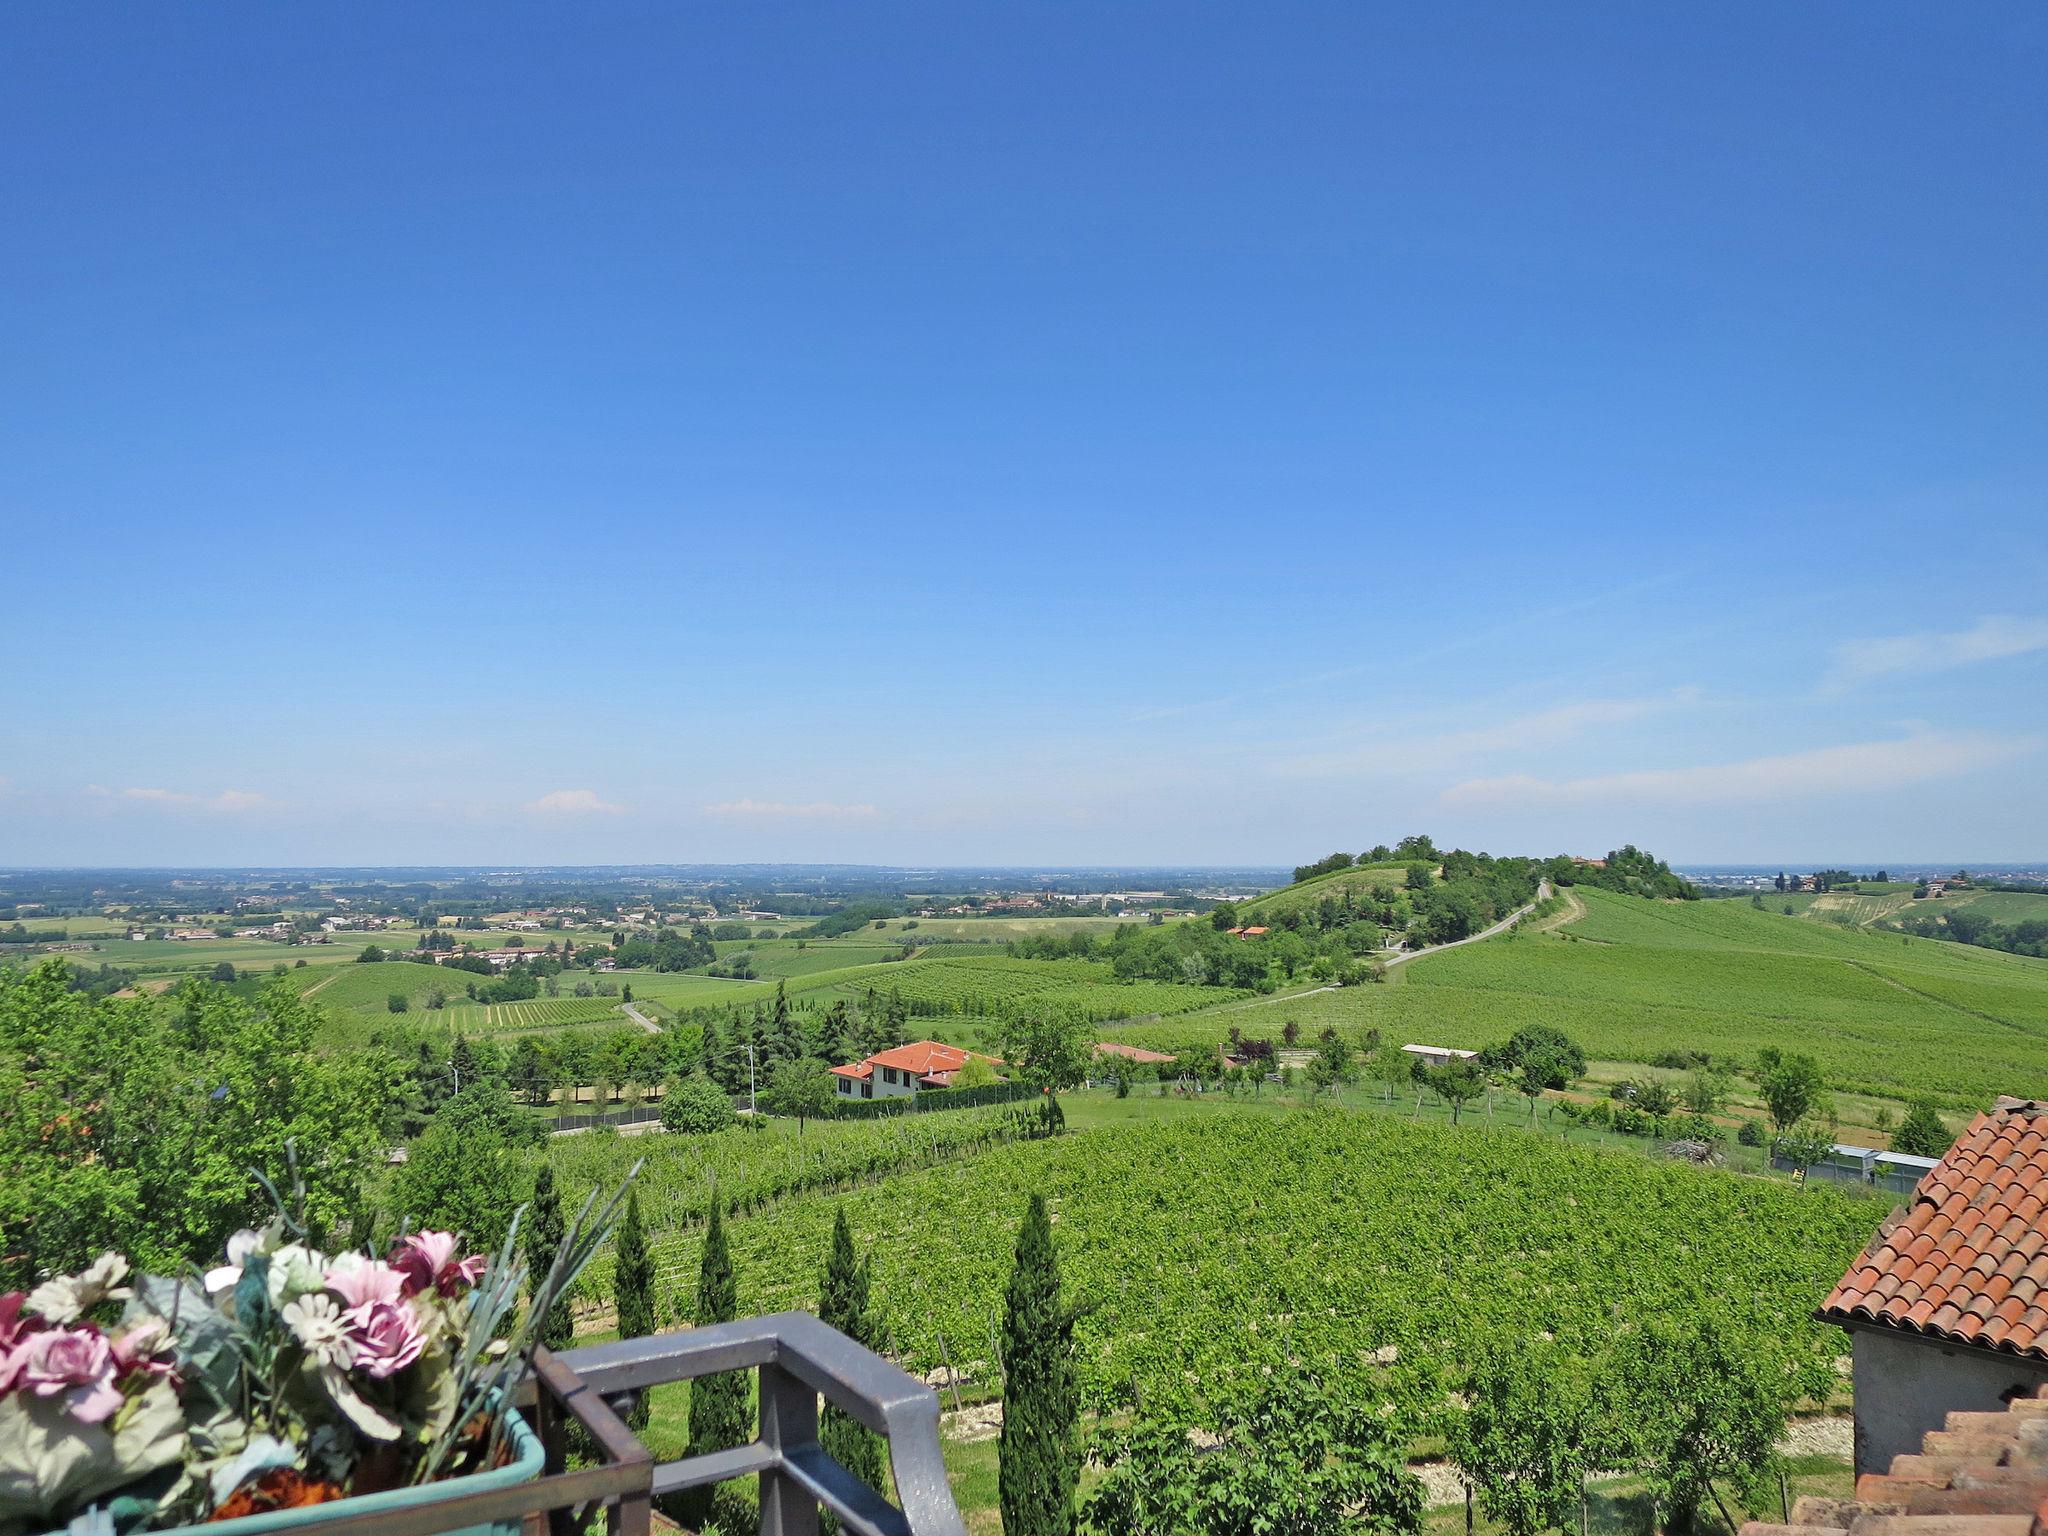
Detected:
[
  {"left": 831, "top": 1040, "right": 1004, "bottom": 1102},
  {"left": 1819, "top": 1098, "right": 2048, "bottom": 1475}
]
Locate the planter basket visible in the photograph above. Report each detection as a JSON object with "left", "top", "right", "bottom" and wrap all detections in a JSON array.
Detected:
[
  {"left": 193, "top": 1411, "right": 546, "bottom": 1536},
  {"left": 167, "top": 1356, "right": 654, "bottom": 1536}
]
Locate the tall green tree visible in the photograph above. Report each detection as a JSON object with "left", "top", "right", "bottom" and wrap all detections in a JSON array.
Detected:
[
  {"left": 1088, "top": 1375, "right": 1421, "bottom": 1536},
  {"left": 818, "top": 1210, "right": 885, "bottom": 1527},
  {"left": 525, "top": 1163, "right": 574, "bottom": 1351},
  {"left": 0, "top": 963, "right": 391, "bottom": 1285},
  {"left": 613, "top": 1187, "right": 656, "bottom": 1429},
  {"left": 1759, "top": 1052, "right": 1827, "bottom": 1134},
  {"left": 999, "top": 1193, "right": 1080, "bottom": 1536},
  {"left": 764, "top": 1056, "right": 836, "bottom": 1133},
  {"left": 393, "top": 1116, "right": 516, "bottom": 1249},
  {"left": 1453, "top": 1343, "right": 1605, "bottom": 1536},
  {"left": 682, "top": 1189, "right": 751, "bottom": 1532},
  {"left": 1892, "top": 1100, "right": 1952, "bottom": 1158},
  {"left": 998, "top": 1013, "right": 1093, "bottom": 1107}
]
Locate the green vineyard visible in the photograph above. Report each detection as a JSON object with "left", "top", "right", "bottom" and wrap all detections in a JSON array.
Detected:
[{"left": 610, "top": 1105, "right": 1883, "bottom": 1421}]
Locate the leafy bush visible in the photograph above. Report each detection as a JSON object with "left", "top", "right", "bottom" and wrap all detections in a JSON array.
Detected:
[{"left": 662, "top": 1071, "right": 738, "bottom": 1134}]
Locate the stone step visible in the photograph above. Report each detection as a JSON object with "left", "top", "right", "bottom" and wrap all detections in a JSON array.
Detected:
[
  {"left": 1882, "top": 1488, "right": 2048, "bottom": 1517},
  {"left": 1862, "top": 1476, "right": 1955, "bottom": 1502},
  {"left": 1922, "top": 1433, "right": 2019, "bottom": 1459},
  {"left": 1842, "top": 1515, "right": 2033, "bottom": 1536},
  {"left": 1796, "top": 1497, "right": 1907, "bottom": 1526},
  {"left": 1888, "top": 1456, "right": 1972, "bottom": 1483}
]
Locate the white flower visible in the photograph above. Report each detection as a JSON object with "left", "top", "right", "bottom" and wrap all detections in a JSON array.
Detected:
[
  {"left": 265, "top": 1243, "right": 327, "bottom": 1306},
  {"left": 282, "top": 1293, "right": 353, "bottom": 1369},
  {"left": 204, "top": 1228, "right": 264, "bottom": 1295},
  {"left": 26, "top": 1251, "right": 132, "bottom": 1323}
]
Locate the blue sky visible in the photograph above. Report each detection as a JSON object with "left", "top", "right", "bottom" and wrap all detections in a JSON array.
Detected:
[{"left": 3, "top": 4, "right": 2044, "bottom": 867}]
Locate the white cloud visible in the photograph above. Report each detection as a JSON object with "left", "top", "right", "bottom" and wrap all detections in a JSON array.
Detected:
[
  {"left": 1442, "top": 731, "right": 2039, "bottom": 809},
  {"left": 703, "top": 798, "right": 879, "bottom": 821},
  {"left": 1829, "top": 615, "right": 2048, "bottom": 687},
  {"left": 1271, "top": 689, "right": 1700, "bottom": 778},
  {"left": 523, "top": 788, "right": 627, "bottom": 816},
  {"left": 85, "top": 784, "right": 274, "bottom": 813}
]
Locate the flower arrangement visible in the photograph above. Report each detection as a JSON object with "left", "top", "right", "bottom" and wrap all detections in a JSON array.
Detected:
[{"left": 0, "top": 1165, "right": 636, "bottom": 1535}]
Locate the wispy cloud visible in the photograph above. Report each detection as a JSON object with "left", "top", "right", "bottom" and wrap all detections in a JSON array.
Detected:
[
  {"left": 703, "top": 798, "right": 879, "bottom": 821},
  {"left": 85, "top": 785, "right": 275, "bottom": 813},
  {"left": 1442, "top": 730, "right": 2040, "bottom": 808},
  {"left": 1271, "top": 689, "right": 1700, "bottom": 778},
  {"left": 1828, "top": 615, "right": 2048, "bottom": 688},
  {"left": 523, "top": 788, "right": 627, "bottom": 816}
]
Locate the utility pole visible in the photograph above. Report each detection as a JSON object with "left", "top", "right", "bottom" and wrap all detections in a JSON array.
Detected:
[{"left": 746, "top": 1041, "right": 758, "bottom": 1115}]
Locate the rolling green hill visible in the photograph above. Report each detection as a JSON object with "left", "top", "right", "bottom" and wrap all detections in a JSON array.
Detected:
[
  {"left": 1237, "top": 862, "right": 1421, "bottom": 922},
  {"left": 1109, "top": 886, "right": 2048, "bottom": 1108}
]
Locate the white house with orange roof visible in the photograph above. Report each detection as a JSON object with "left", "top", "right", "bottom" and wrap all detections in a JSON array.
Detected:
[{"left": 830, "top": 1040, "right": 1006, "bottom": 1101}]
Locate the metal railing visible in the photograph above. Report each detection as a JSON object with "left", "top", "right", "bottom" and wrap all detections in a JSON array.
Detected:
[
  {"left": 544, "top": 1311, "right": 967, "bottom": 1536},
  {"left": 249, "top": 1313, "right": 966, "bottom": 1536}
]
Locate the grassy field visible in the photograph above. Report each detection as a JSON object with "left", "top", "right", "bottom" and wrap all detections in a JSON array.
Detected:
[
  {"left": 783, "top": 952, "right": 1248, "bottom": 1022},
  {"left": 1109, "top": 886, "right": 2048, "bottom": 1108},
  {"left": 297, "top": 959, "right": 464, "bottom": 1011},
  {"left": 1238, "top": 862, "right": 1417, "bottom": 921}
]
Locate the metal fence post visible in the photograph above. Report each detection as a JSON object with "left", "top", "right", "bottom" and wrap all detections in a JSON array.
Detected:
[{"left": 756, "top": 1361, "right": 821, "bottom": 1536}]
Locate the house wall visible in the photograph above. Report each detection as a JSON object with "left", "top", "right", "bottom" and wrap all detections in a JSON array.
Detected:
[
  {"left": 1851, "top": 1326, "right": 2048, "bottom": 1475},
  {"left": 870, "top": 1066, "right": 916, "bottom": 1098}
]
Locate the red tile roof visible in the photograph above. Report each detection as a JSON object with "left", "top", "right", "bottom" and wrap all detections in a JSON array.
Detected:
[
  {"left": 843, "top": 1040, "right": 1005, "bottom": 1082},
  {"left": 1821, "top": 1097, "right": 2048, "bottom": 1359},
  {"left": 829, "top": 1062, "right": 873, "bottom": 1080}
]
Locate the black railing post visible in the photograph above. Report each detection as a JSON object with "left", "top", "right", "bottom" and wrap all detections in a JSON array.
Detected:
[{"left": 756, "top": 1360, "right": 822, "bottom": 1536}]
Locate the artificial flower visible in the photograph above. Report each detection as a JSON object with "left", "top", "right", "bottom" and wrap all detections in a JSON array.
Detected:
[
  {"left": 323, "top": 1254, "right": 404, "bottom": 1311},
  {"left": 16, "top": 1326, "right": 123, "bottom": 1423},
  {"left": 204, "top": 1229, "right": 264, "bottom": 1295},
  {"left": 281, "top": 1294, "right": 353, "bottom": 1371},
  {"left": 265, "top": 1243, "right": 328, "bottom": 1307},
  {"left": 390, "top": 1232, "right": 485, "bottom": 1299},
  {"left": 111, "top": 1317, "right": 176, "bottom": 1383},
  {"left": 26, "top": 1252, "right": 132, "bottom": 1325},
  {"left": 341, "top": 1299, "right": 425, "bottom": 1380}
]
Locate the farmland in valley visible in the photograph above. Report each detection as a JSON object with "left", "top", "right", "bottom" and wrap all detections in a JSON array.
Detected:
[{"left": 1110, "top": 885, "right": 2048, "bottom": 1107}]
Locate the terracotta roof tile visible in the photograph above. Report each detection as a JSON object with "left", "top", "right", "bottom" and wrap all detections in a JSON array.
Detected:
[{"left": 1822, "top": 1100, "right": 2048, "bottom": 1360}]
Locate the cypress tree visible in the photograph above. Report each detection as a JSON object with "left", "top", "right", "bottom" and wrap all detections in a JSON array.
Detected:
[
  {"left": 525, "top": 1164, "right": 574, "bottom": 1351},
  {"left": 685, "top": 1189, "right": 750, "bottom": 1531},
  {"left": 613, "top": 1187, "right": 655, "bottom": 1430},
  {"left": 999, "top": 1193, "right": 1079, "bottom": 1536},
  {"left": 818, "top": 1210, "right": 885, "bottom": 1520}
]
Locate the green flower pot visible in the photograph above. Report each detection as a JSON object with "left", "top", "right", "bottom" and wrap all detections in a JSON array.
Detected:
[{"left": 193, "top": 1410, "right": 545, "bottom": 1536}]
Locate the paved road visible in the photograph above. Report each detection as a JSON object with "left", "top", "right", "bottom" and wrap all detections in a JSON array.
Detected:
[
  {"left": 621, "top": 1001, "right": 660, "bottom": 1035},
  {"left": 1190, "top": 880, "right": 1554, "bottom": 1014},
  {"left": 1379, "top": 879, "right": 1552, "bottom": 969}
]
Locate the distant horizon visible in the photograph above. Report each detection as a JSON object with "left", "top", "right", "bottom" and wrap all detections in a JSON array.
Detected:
[{"left": 4, "top": 856, "right": 2044, "bottom": 878}]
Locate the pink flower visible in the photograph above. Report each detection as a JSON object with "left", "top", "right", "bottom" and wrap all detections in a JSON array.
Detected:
[
  {"left": 323, "top": 1254, "right": 405, "bottom": 1311},
  {"left": 0, "top": 1294, "right": 42, "bottom": 1394},
  {"left": 16, "top": 1327, "right": 123, "bottom": 1423},
  {"left": 390, "top": 1232, "right": 486, "bottom": 1298},
  {"left": 110, "top": 1318, "right": 175, "bottom": 1384},
  {"left": 342, "top": 1300, "right": 425, "bottom": 1380}
]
